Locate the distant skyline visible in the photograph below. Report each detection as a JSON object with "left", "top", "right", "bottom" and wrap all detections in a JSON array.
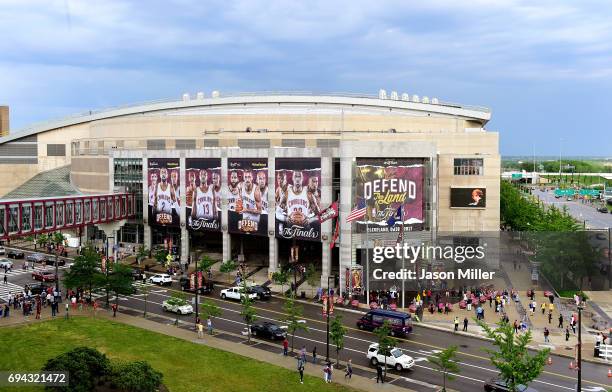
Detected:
[{"left": 1, "top": 0, "right": 611, "bottom": 156}]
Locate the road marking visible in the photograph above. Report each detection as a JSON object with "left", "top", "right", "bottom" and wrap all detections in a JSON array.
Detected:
[{"left": 400, "top": 376, "right": 438, "bottom": 389}]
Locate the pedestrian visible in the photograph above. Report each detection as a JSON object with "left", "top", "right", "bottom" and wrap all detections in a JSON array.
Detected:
[
  {"left": 3, "top": 274, "right": 6, "bottom": 284},
  {"left": 207, "top": 317, "right": 213, "bottom": 335},
  {"left": 312, "top": 345, "right": 317, "bottom": 364},
  {"left": 544, "top": 327, "right": 550, "bottom": 343},
  {"left": 297, "top": 358, "right": 304, "bottom": 384},
  {"left": 197, "top": 321, "right": 204, "bottom": 339},
  {"left": 454, "top": 316, "right": 459, "bottom": 332},
  {"left": 541, "top": 303, "right": 546, "bottom": 315},
  {"left": 558, "top": 314, "right": 563, "bottom": 328},
  {"left": 565, "top": 327, "right": 570, "bottom": 341},
  {"left": 327, "top": 362, "right": 333, "bottom": 383},
  {"left": 548, "top": 312, "right": 552, "bottom": 324},
  {"left": 283, "top": 338, "right": 289, "bottom": 356},
  {"left": 323, "top": 363, "right": 329, "bottom": 383},
  {"left": 376, "top": 363, "right": 384, "bottom": 383},
  {"left": 111, "top": 303, "right": 118, "bottom": 317},
  {"left": 300, "top": 345, "right": 306, "bottom": 362},
  {"left": 345, "top": 359, "right": 353, "bottom": 379},
  {"left": 93, "top": 300, "right": 98, "bottom": 317},
  {"left": 463, "top": 317, "right": 468, "bottom": 332}
]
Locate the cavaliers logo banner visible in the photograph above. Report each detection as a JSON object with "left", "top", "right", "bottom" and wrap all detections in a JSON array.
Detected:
[
  {"left": 354, "top": 158, "right": 425, "bottom": 233},
  {"left": 185, "top": 158, "right": 221, "bottom": 231},
  {"left": 227, "top": 158, "right": 269, "bottom": 236},
  {"left": 275, "top": 158, "right": 322, "bottom": 242},
  {"left": 148, "top": 158, "right": 180, "bottom": 226}
]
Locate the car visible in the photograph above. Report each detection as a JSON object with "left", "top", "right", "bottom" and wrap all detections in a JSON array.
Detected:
[
  {"left": 484, "top": 377, "right": 538, "bottom": 392},
  {"left": 148, "top": 274, "right": 173, "bottom": 285},
  {"left": 247, "top": 285, "right": 272, "bottom": 300},
  {"left": 566, "top": 197, "right": 573, "bottom": 201},
  {"left": 220, "top": 286, "right": 258, "bottom": 301},
  {"left": 131, "top": 269, "right": 144, "bottom": 281},
  {"left": 366, "top": 343, "right": 415, "bottom": 372},
  {"left": 0, "top": 258, "right": 13, "bottom": 269},
  {"left": 32, "top": 271, "right": 56, "bottom": 282},
  {"left": 357, "top": 309, "right": 413, "bottom": 336},
  {"left": 162, "top": 300, "right": 193, "bottom": 315},
  {"left": 179, "top": 276, "right": 213, "bottom": 294},
  {"left": 597, "top": 207, "right": 609, "bottom": 213},
  {"left": 0, "top": 246, "right": 5, "bottom": 255},
  {"left": 29, "top": 283, "right": 50, "bottom": 296},
  {"left": 7, "top": 250, "right": 25, "bottom": 259},
  {"left": 26, "top": 253, "right": 48, "bottom": 263},
  {"left": 44, "top": 258, "right": 66, "bottom": 266},
  {"left": 250, "top": 322, "right": 287, "bottom": 340}
]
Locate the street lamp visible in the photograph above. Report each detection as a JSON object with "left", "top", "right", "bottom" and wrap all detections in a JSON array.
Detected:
[
  {"left": 576, "top": 303, "right": 584, "bottom": 392},
  {"left": 105, "top": 235, "right": 114, "bottom": 306},
  {"left": 325, "top": 275, "right": 334, "bottom": 362}
]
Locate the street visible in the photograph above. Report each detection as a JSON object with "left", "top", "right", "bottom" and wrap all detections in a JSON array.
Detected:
[
  {"left": 2, "top": 247, "right": 611, "bottom": 392},
  {"left": 535, "top": 189, "right": 612, "bottom": 230}
]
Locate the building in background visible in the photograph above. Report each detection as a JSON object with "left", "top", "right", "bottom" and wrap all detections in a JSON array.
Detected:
[{"left": 0, "top": 106, "right": 8, "bottom": 137}]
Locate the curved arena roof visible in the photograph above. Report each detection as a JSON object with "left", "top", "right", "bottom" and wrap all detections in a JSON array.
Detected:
[{"left": 0, "top": 91, "right": 491, "bottom": 144}]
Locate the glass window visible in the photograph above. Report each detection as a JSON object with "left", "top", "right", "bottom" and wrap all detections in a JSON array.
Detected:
[
  {"left": 92, "top": 199, "right": 99, "bottom": 221},
  {"left": 22, "top": 204, "right": 32, "bottom": 232},
  {"left": 0, "top": 206, "right": 4, "bottom": 236},
  {"left": 66, "top": 202, "right": 74, "bottom": 225},
  {"left": 45, "top": 203, "right": 54, "bottom": 228},
  {"left": 453, "top": 158, "right": 483, "bottom": 176},
  {"left": 75, "top": 201, "right": 82, "bottom": 224},
  {"left": 34, "top": 203, "right": 43, "bottom": 230},
  {"left": 55, "top": 202, "right": 64, "bottom": 227},
  {"left": 84, "top": 199, "right": 91, "bottom": 223},
  {"left": 121, "top": 196, "right": 126, "bottom": 216},
  {"left": 100, "top": 199, "right": 106, "bottom": 220},
  {"left": 8, "top": 204, "right": 19, "bottom": 233},
  {"left": 107, "top": 197, "right": 113, "bottom": 219},
  {"left": 115, "top": 197, "right": 120, "bottom": 218}
]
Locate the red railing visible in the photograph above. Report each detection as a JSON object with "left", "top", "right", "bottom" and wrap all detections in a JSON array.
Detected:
[{"left": 0, "top": 193, "right": 135, "bottom": 240}]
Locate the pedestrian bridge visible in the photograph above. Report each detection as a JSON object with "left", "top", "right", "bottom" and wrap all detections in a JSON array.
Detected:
[{"left": 0, "top": 193, "right": 135, "bottom": 240}]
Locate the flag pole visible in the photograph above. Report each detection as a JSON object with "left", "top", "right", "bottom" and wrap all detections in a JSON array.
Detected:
[
  {"left": 401, "top": 206, "right": 405, "bottom": 310},
  {"left": 365, "top": 215, "right": 369, "bottom": 307}
]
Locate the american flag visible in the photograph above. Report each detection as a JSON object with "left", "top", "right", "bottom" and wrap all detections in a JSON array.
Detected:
[{"left": 346, "top": 199, "right": 366, "bottom": 223}]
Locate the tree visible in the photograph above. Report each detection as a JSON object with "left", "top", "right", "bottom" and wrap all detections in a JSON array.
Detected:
[
  {"left": 305, "top": 264, "right": 318, "bottom": 299},
  {"left": 428, "top": 346, "right": 460, "bottom": 392},
  {"left": 271, "top": 270, "right": 289, "bottom": 294},
  {"left": 112, "top": 360, "right": 163, "bottom": 392},
  {"left": 200, "top": 300, "right": 222, "bottom": 326},
  {"left": 36, "top": 235, "right": 48, "bottom": 250},
  {"left": 136, "top": 245, "right": 149, "bottom": 264},
  {"left": 63, "top": 245, "right": 104, "bottom": 303},
  {"left": 329, "top": 314, "right": 347, "bottom": 366},
  {"left": 24, "top": 235, "right": 34, "bottom": 249},
  {"left": 282, "top": 294, "right": 309, "bottom": 353},
  {"left": 373, "top": 320, "right": 397, "bottom": 381},
  {"left": 198, "top": 255, "right": 216, "bottom": 272},
  {"left": 476, "top": 319, "right": 549, "bottom": 392},
  {"left": 154, "top": 248, "right": 168, "bottom": 264},
  {"left": 220, "top": 260, "right": 237, "bottom": 284},
  {"left": 240, "top": 280, "right": 257, "bottom": 343},
  {"left": 42, "top": 346, "right": 110, "bottom": 392},
  {"left": 106, "top": 263, "right": 135, "bottom": 307},
  {"left": 166, "top": 291, "right": 188, "bottom": 326}
]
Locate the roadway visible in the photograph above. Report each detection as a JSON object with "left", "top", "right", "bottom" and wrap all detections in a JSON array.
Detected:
[
  {"left": 2, "top": 247, "right": 611, "bottom": 392},
  {"left": 534, "top": 189, "right": 612, "bottom": 230}
]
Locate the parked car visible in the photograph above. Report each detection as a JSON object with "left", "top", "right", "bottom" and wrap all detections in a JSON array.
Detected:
[
  {"left": 220, "top": 286, "right": 258, "bottom": 301},
  {"left": 131, "top": 269, "right": 144, "bottom": 281},
  {"left": 247, "top": 285, "right": 272, "bottom": 300},
  {"left": 44, "top": 258, "right": 66, "bottom": 266},
  {"left": 32, "top": 271, "right": 56, "bottom": 282},
  {"left": 148, "top": 274, "right": 173, "bottom": 285},
  {"left": 357, "top": 309, "right": 413, "bottom": 336},
  {"left": 162, "top": 300, "right": 193, "bottom": 315},
  {"left": 29, "top": 283, "right": 50, "bottom": 296},
  {"left": 484, "top": 377, "right": 538, "bottom": 392},
  {"left": 26, "top": 253, "right": 48, "bottom": 263},
  {"left": 566, "top": 197, "right": 573, "bottom": 201},
  {"left": 250, "top": 322, "right": 286, "bottom": 340},
  {"left": 179, "top": 276, "right": 213, "bottom": 294},
  {"left": 0, "top": 258, "right": 13, "bottom": 269},
  {"left": 0, "top": 246, "right": 5, "bottom": 255},
  {"left": 7, "top": 250, "right": 25, "bottom": 259},
  {"left": 367, "top": 343, "right": 415, "bottom": 371},
  {"left": 597, "top": 207, "right": 609, "bottom": 213}
]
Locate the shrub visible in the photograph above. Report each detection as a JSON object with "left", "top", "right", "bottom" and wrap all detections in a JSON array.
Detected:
[
  {"left": 42, "top": 346, "right": 110, "bottom": 392},
  {"left": 113, "top": 361, "right": 163, "bottom": 392}
]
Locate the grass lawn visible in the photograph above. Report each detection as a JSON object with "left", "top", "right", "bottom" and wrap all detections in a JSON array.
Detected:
[{"left": 0, "top": 317, "right": 356, "bottom": 392}]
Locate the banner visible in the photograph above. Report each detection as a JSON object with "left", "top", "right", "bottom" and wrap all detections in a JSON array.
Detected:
[
  {"left": 275, "top": 158, "right": 322, "bottom": 242},
  {"left": 345, "top": 265, "right": 363, "bottom": 295},
  {"left": 186, "top": 158, "right": 222, "bottom": 231},
  {"left": 354, "top": 158, "right": 424, "bottom": 233},
  {"left": 148, "top": 158, "right": 180, "bottom": 226},
  {"left": 227, "top": 158, "right": 269, "bottom": 236},
  {"left": 450, "top": 187, "right": 486, "bottom": 208},
  {"left": 318, "top": 201, "right": 338, "bottom": 223}
]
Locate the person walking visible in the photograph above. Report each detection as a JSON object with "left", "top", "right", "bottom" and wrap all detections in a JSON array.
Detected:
[
  {"left": 111, "top": 303, "right": 118, "bottom": 317},
  {"left": 3, "top": 274, "right": 6, "bottom": 284},
  {"left": 207, "top": 317, "right": 213, "bottom": 335},
  {"left": 463, "top": 317, "right": 468, "bottom": 332},
  {"left": 297, "top": 358, "right": 304, "bottom": 384},
  {"left": 513, "top": 320, "right": 519, "bottom": 334},
  {"left": 541, "top": 303, "right": 546, "bottom": 315},
  {"left": 376, "top": 363, "right": 384, "bottom": 383},
  {"left": 299, "top": 345, "right": 306, "bottom": 362},
  {"left": 282, "top": 338, "right": 289, "bottom": 356},
  {"left": 323, "top": 363, "right": 329, "bottom": 383},
  {"left": 197, "top": 321, "right": 204, "bottom": 339},
  {"left": 312, "top": 345, "right": 317, "bottom": 364},
  {"left": 327, "top": 362, "right": 333, "bottom": 383},
  {"left": 544, "top": 327, "right": 550, "bottom": 343},
  {"left": 454, "top": 316, "right": 459, "bottom": 332},
  {"left": 558, "top": 314, "right": 563, "bottom": 328},
  {"left": 565, "top": 327, "right": 570, "bottom": 341},
  {"left": 345, "top": 359, "right": 353, "bottom": 380},
  {"left": 548, "top": 312, "right": 552, "bottom": 324}
]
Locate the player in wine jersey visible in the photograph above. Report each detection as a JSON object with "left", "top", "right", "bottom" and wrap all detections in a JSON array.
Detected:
[
  {"left": 154, "top": 168, "right": 177, "bottom": 214},
  {"left": 192, "top": 169, "right": 216, "bottom": 220},
  {"left": 170, "top": 169, "right": 180, "bottom": 211},
  {"left": 185, "top": 171, "right": 197, "bottom": 208},
  {"left": 275, "top": 171, "right": 288, "bottom": 205},
  {"left": 212, "top": 171, "right": 222, "bottom": 212},
  {"left": 148, "top": 172, "right": 158, "bottom": 207},
  {"left": 239, "top": 170, "right": 262, "bottom": 224},
  {"left": 227, "top": 170, "right": 242, "bottom": 211},
  {"left": 256, "top": 170, "right": 268, "bottom": 215},
  {"left": 306, "top": 175, "right": 321, "bottom": 215}
]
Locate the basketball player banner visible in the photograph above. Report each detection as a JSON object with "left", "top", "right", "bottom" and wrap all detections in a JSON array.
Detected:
[
  {"left": 227, "top": 158, "right": 269, "bottom": 237},
  {"left": 185, "top": 158, "right": 221, "bottom": 231},
  {"left": 354, "top": 158, "right": 425, "bottom": 233},
  {"left": 345, "top": 265, "right": 364, "bottom": 295},
  {"left": 148, "top": 158, "right": 180, "bottom": 226},
  {"left": 274, "top": 158, "right": 322, "bottom": 242}
]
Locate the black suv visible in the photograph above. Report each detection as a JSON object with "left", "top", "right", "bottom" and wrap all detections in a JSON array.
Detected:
[
  {"left": 250, "top": 322, "right": 286, "bottom": 340},
  {"left": 179, "top": 277, "right": 213, "bottom": 294},
  {"left": 45, "top": 258, "right": 66, "bottom": 266},
  {"left": 7, "top": 250, "right": 25, "bottom": 259},
  {"left": 131, "top": 269, "right": 145, "bottom": 281},
  {"left": 248, "top": 285, "right": 272, "bottom": 300},
  {"left": 29, "top": 283, "right": 50, "bottom": 296}
]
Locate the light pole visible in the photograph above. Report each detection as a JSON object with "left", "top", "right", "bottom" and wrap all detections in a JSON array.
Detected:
[
  {"left": 325, "top": 275, "right": 333, "bottom": 362},
  {"left": 105, "top": 235, "right": 114, "bottom": 307},
  {"left": 577, "top": 303, "right": 584, "bottom": 392}
]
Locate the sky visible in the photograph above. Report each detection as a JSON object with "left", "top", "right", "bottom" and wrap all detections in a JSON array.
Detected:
[{"left": 0, "top": 0, "right": 611, "bottom": 156}]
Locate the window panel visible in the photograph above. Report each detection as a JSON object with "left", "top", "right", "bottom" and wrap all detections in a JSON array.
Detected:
[
  {"left": 45, "top": 203, "right": 54, "bottom": 228},
  {"left": 21, "top": 204, "right": 32, "bottom": 232},
  {"left": 8, "top": 204, "right": 19, "bottom": 233},
  {"left": 55, "top": 202, "right": 64, "bottom": 227},
  {"left": 453, "top": 158, "right": 483, "bottom": 176},
  {"left": 34, "top": 203, "right": 43, "bottom": 230},
  {"left": 66, "top": 202, "right": 74, "bottom": 225}
]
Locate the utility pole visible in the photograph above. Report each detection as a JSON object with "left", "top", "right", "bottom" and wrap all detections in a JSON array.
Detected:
[
  {"left": 325, "top": 275, "right": 333, "bottom": 362},
  {"left": 577, "top": 303, "right": 583, "bottom": 392}
]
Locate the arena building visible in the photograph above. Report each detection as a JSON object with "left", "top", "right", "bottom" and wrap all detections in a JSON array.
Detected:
[{"left": 0, "top": 91, "right": 500, "bottom": 293}]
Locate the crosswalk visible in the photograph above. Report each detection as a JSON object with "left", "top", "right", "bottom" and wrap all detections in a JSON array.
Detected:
[
  {"left": 89, "top": 281, "right": 164, "bottom": 302},
  {"left": 0, "top": 264, "right": 70, "bottom": 279},
  {"left": 0, "top": 282, "right": 25, "bottom": 302}
]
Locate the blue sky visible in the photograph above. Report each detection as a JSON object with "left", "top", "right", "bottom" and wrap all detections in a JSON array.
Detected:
[{"left": 1, "top": 0, "right": 611, "bottom": 156}]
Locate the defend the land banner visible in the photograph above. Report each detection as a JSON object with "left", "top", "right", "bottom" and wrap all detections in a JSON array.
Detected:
[
  {"left": 147, "top": 158, "right": 180, "bottom": 226},
  {"left": 227, "top": 158, "right": 269, "bottom": 237},
  {"left": 275, "top": 158, "right": 322, "bottom": 242},
  {"left": 354, "top": 158, "right": 425, "bottom": 233},
  {"left": 185, "top": 158, "right": 222, "bottom": 231}
]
